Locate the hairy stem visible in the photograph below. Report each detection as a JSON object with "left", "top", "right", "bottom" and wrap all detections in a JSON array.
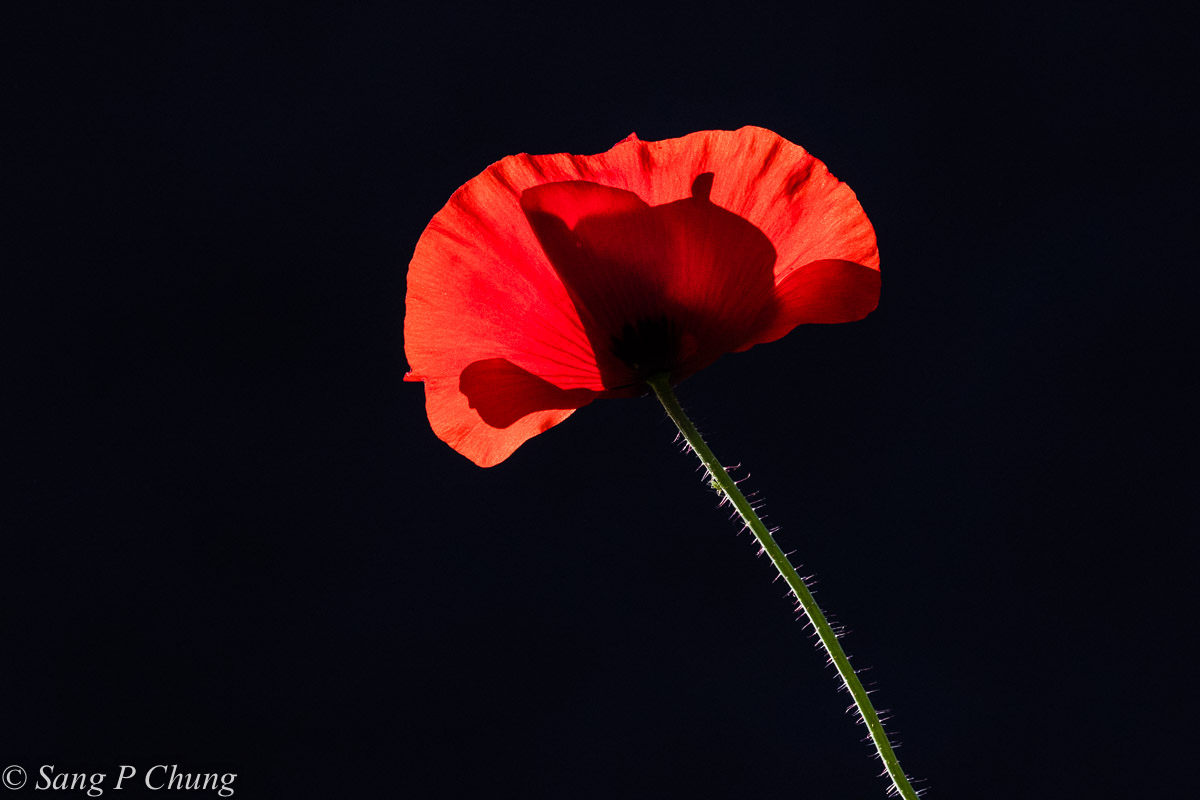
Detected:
[{"left": 647, "top": 374, "right": 919, "bottom": 800}]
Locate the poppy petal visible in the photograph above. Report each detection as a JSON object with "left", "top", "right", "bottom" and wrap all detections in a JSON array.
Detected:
[
  {"left": 405, "top": 158, "right": 612, "bottom": 463},
  {"left": 421, "top": 366, "right": 594, "bottom": 467},
  {"left": 740, "top": 259, "right": 882, "bottom": 349},
  {"left": 539, "top": 126, "right": 879, "bottom": 280},
  {"left": 520, "top": 177, "right": 778, "bottom": 388},
  {"left": 404, "top": 127, "right": 877, "bottom": 465},
  {"left": 459, "top": 358, "right": 597, "bottom": 430},
  {"left": 405, "top": 173, "right": 604, "bottom": 390}
]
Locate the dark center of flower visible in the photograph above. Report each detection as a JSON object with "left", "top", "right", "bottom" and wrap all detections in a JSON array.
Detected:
[{"left": 609, "top": 315, "right": 681, "bottom": 380}]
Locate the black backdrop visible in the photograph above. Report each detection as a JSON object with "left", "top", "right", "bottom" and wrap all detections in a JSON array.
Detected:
[{"left": 4, "top": 3, "right": 1196, "bottom": 798}]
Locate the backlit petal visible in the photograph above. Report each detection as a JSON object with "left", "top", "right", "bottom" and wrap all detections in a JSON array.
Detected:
[
  {"left": 506, "top": 127, "right": 879, "bottom": 280},
  {"left": 404, "top": 127, "right": 879, "bottom": 465},
  {"left": 740, "top": 259, "right": 882, "bottom": 350},
  {"left": 459, "top": 359, "right": 596, "bottom": 430},
  {"left": 421, "top": 374, "right": 588, "bottom": 468},
  {"left": 405, "top": 159, "right": 611, "bottom": 461},
  {"left": 521, "top": 177, "right": 778, "bottom": 389}
]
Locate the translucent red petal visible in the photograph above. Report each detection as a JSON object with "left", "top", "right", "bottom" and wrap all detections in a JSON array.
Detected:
[{"left": 404, "top": 127, "right": 879, "bottom": 465}]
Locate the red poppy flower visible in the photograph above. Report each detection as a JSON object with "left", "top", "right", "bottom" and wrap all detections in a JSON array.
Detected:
[{"left": 405, "top": 126, "right": 880, "bottom": 466}]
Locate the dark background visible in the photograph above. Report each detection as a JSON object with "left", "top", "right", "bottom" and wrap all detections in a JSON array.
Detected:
[{"left": 4, "top": 2, "right": 1195, "bottom": 798}]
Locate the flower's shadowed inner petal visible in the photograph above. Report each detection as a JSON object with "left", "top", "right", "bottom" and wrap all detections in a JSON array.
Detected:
[
  {"left": 740, "top": 259, "right": 882, "bottom": 350},
  {"left": 520, "top": 177, "right": 778, "bottom": 391},
  {"left": 459, "top": 358, "right": 597, "bottom": 429}
]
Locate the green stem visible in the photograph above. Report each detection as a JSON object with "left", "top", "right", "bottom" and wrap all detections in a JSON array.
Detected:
[{"left": 647, "top": 374, "right": 919, "bottom": 800}]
